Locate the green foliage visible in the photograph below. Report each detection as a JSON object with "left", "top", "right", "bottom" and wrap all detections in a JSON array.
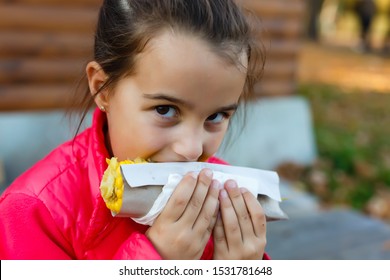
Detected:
[{"left": 298, "top": 83, "right": 390, "bottom": 213}]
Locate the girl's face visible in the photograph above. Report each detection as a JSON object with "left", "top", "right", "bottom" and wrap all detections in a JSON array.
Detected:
[{"left": 91, "top": 31, "right": 247, "bottom": 162}]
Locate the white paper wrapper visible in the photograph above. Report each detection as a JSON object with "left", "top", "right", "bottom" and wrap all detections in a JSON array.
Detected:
[{"left": 115, "top": 162, "right": 288, "bottom": 225}]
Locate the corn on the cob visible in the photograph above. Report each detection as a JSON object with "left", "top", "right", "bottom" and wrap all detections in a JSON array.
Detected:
[{"left": 100, "top": 157, "right": 147, "bottom": 213}]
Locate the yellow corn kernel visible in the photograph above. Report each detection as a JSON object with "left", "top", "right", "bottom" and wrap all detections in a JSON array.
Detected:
[{"left": 100, "top": 157, "right": 148, "bottom": 214}]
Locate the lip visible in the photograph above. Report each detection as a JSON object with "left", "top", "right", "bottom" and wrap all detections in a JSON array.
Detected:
[
  {"left": 148, "top": 155, "right": 210, "bottom": 163},
  {"left": 148, "top": 159, "right": 198, "bottom": 163}
]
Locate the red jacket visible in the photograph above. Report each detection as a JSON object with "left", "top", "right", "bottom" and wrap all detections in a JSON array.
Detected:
[{"left": 0, "top": 109, "right": 269, "bottom": 260}]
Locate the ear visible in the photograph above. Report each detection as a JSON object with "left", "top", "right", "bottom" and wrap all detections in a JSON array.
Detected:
[{"left": 86, "top": 61, "right": 109, "bottom": 111}]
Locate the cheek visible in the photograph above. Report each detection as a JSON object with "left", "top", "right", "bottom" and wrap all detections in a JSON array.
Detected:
[{"left": 109, "top": 129, "right": 168, "bottom": 160}]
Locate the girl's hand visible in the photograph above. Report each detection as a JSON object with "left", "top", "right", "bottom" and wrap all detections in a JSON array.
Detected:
[
  {"left": 213, "top": 180, "right": 266, "bottom": 260},
  {"left": 146, "top": 168, "right": 221, "bottom": 259}
]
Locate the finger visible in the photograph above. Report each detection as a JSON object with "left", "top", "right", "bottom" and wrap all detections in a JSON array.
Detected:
[
  {"left": 224, "top": 180, "right": 254, "bottom": 239},
  {"left": 194, "top": 179, "right": 221, "bottom": 236},
  {"left": 241, "top": 188, "right": 267, "bottom": 237},
  {"left": 158, "top": 172, "right": 197, "bottom": 222},
  {"left": 219, "top": 188, "right": 241, "bottom": 247},
  {"left": 180, "top": 168, "right": 213, "bottom": 224},
  {"left": 213, "top": 211, "right": 227, "bottom": 251}
]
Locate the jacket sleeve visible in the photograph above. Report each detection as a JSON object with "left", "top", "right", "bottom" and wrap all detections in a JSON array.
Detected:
[
  {"left": 112, "top": 232, "right": 162, "bottom": 260},
  {"left": 263, "top": 252, "right": 271, "bottom": 260},
  {"left": 0, "top": 193, "right": 74, "bottom": 259}
]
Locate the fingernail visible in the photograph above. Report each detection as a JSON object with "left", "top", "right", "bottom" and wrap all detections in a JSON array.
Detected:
[
  {"left": 211, "top": 179, "right": 221, "bottom": 190},
  {"left": 220, "top": 189, "right": 228, "bottom": 198},
  {"left": 204, "top": 168, "right": 213, "bottom": 179},
  {"left": 240, "top": 187, "right": 249, "bottom": 194},
  {"left": 225, "top": 180, "right": 237, "bottom": 189},
  {"left": 189, "top": 172, "right": 198, "bottom": 179}
]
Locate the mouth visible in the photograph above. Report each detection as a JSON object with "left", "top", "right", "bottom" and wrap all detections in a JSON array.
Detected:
[
  {"left": 147, "top": 155, "right": 209, "bottom": 163},
  {"left": 147, "top": 159, "right": 205, "bottom": 163}
]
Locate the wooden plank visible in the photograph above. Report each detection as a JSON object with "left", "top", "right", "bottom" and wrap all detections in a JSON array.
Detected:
[
  {"left": 241, "top": 0, "right": 306, "bottom": 98},
  {"left": 237, "top": 0, "right": 306, "bottom": 18},
  {"left": 253, "top": 80, "right": 297, "bottom": 97},
  {"left": 256, "top": 18, "right": 305, "bottom": 39},
  {"left": 0, "top": 58, "right": 87, "bottom": 83},
  {"left": 262, "top": 60, "right": 297, "bottom": 80},
  {"left": 0, "top": 31, "right": 93, "bottom": 58},
  {"left": 0, "top": 84, "right": 77, "bottom": 111},
  {"left": 1, "top": 0, "right": 102, "bottom": 8},
  {"left": 0, "top": 4, "right": 98, "bottom": 33},
  {"left": 264, "top": 40, "right": 302, "bottom": 59}
]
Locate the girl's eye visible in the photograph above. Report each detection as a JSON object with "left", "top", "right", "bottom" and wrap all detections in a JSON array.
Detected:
[
  {"left": 206, "top": 112, "right": 228, "bottom": 124},
  {"left": 155, "top": 105, "right": 177, "bottom": 118}
]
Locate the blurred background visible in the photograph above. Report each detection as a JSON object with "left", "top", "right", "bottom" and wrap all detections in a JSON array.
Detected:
[{"left": 1, "top": 0, "right": 390, "bottom": 259}]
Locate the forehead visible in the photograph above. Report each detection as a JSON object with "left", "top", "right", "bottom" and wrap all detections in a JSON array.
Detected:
[
  {"left": 137, "top": 29, "right": 248, "bottom": 75},
  {"left": 128, "top": 31, "right": 245, "bottom": 102}
]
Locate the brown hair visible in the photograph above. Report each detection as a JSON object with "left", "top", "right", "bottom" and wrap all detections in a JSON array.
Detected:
[{"left": 70, "top": 0, "right": 264, "bottom": 133}]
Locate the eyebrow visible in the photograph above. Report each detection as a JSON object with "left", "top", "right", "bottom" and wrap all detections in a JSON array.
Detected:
[
  {"left": 142, "top": 92, "right": 238, "bottom": 112},
  {"left": 143, "top": 93, "right": 190, "bottom": 107}
]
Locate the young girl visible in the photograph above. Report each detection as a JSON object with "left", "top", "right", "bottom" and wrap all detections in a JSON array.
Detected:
[{"left": 0, "top": 0, "right": 268, "bottom": 260}]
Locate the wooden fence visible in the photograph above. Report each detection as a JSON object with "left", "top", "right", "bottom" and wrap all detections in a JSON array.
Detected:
[{"left": 0, "top": 0, "right": 306, "bottom": 111}]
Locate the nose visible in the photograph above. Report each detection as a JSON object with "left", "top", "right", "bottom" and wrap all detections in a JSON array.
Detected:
[{"left": 172, "top": 128, "right": 204, "bottom": 161}]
